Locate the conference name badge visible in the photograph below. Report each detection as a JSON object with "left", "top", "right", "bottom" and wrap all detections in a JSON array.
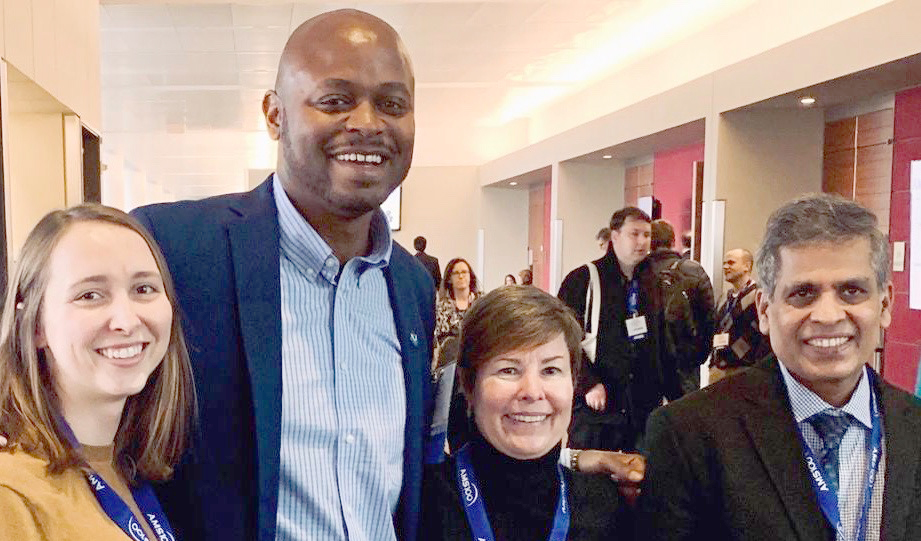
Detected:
[
  {"left": 625, "top": 315, "right": 647, "bottom": 338},
  {"left": 713, "top": 333, "right": 729, "bottom": 348}
]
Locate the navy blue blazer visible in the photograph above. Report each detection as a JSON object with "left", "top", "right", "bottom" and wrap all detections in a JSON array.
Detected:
[{"left": 133, "top": 178, "right": 436, "bottom": 541}]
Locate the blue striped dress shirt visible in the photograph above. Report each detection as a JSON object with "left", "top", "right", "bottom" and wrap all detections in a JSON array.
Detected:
[
  {"left": 272, "top": 176, "right": 406, "bottom": 541},
  {"left": 779, "top": 363, "right": 884, "bottom": 541}
]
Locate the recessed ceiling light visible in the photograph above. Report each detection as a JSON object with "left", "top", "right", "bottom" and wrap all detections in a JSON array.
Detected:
[
  {"left": 800, "top": 96, "right": 816, "bottom": 106},
  {"left": 602, "top": 155, "right": 613, "bottom": 159},
  {"left": 509, "top": 181, "right": 518, "bottom": 186}
]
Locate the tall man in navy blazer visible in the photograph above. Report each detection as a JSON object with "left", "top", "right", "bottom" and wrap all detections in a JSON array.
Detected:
[
  {"left": 637, "top": 194, "right": 921, "bottom": 540},
  {"left": 132, "top": 10, "right": 436, "bottom": 541}
]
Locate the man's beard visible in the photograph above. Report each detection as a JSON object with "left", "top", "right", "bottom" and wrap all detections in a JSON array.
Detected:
[{"left": 280, "top": 128, "right": 380, "bottom": 218}]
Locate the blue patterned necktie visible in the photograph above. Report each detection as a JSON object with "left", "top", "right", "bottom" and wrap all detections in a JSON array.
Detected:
[{"left": 808, "top": 409, "right": 852, "bottom": 494}]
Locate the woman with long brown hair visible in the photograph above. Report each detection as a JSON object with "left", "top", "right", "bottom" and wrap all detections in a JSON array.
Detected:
[{"left": 0, "top": 204, "right": 196, "bottom": 540}]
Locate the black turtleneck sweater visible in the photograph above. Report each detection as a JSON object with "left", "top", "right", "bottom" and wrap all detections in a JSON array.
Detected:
[{"left": 420, "top": 435, "right": 625, "bottom": 540}]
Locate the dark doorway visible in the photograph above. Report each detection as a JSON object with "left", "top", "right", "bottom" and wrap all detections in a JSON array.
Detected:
[{"left": 82, "top": 126, "right": 101, "bottom": 203}]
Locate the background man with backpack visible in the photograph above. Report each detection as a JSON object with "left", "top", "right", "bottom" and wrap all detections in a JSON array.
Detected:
[
  {"left": 647, "top": 219, "right": 715, "bottom": 395},
  {"left": 558, "top": 207, "right": 677, "bottom": 452}
]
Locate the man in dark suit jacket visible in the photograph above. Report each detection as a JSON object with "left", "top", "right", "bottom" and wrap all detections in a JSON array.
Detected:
[
  {"left": 413, "top": 235, "right": 441, "bottom": 288},
  {"left": 133, "top": 10, "right": 436, "bottom": 541},
  {"left": 637, "top": 194, "right": 921, "bottom": 540}
]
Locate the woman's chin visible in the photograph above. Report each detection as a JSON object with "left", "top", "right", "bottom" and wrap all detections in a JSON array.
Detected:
[{"left": 493, "top": 436, "right": 560, "bottom": 460}]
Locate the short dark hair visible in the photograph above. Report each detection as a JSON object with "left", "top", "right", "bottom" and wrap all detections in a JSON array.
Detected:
[
  {"left": 596, "top": 227, "right": 611, "bottom": 242},
  {"left": 756, "top": 193, "right": 889, "bottom": 298},
  {"left": 651, "top": 219, "right": 675, "bottom": 250},
  {"left": 457, "top": 285, "right": 583, "bottom": 398},
  {"left": 413, "top": 236, "right": 426, "bottom": 251},
  {"left": 610, "top": 206, "right": 651, "bottom": 231}
]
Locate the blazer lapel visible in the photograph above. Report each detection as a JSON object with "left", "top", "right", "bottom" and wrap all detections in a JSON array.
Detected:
[
  {"left": 740, "top": 361, "right": 830, "bottom": 541},
  {"left": 227, "top": 179, "right": 283, "bottom": 541},
  {"left": 879, "top": 381, "right": 921, "bottom": 541},
  {"left": 384, "top": 248, "right": 433, "bottom": 541}
]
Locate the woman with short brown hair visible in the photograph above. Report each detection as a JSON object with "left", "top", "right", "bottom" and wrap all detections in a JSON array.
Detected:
[{"left": 422, "top": 285, "right": 624, "bottom": 540}]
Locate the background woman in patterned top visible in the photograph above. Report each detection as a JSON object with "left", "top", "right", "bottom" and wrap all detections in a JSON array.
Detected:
[{"left": 435, "top": 257, "right": 480, "bottom": 348}]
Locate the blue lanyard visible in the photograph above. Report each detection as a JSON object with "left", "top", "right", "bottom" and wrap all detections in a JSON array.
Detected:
[
  {"left": 626, "top": 278, "right": 645, "bottom": 341},
  {"left": 454, "top": 444, "right": 570, "bottom": 541},
  {"left": 60, "top": 421, "right": 178, "bottom": 541},
  {"left": 626, "top": 278, "right": 640, "bottom": 317},
  {"left": 798, "top": 370, "right": 882, "bottom": 541}
]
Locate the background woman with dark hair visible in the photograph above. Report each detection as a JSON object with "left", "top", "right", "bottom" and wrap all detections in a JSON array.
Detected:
[
  {"left": 422, "top": 285, "right": 623, "bottom": 540},
  {"left": 435, "top": 257, "right": 480, "bottom": 348},
  {"left": 0, "top": 204, "right": 196, "bottom": 540}
]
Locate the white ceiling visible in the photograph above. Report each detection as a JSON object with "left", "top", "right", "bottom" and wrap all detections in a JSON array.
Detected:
[{"left": 99, "top": 0, "right": 750, "bottom": 200}]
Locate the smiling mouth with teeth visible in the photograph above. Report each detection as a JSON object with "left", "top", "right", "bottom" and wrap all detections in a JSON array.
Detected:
[
  {"left": 806, "top": 337, "right": 850, "bottom": 348},
  {"left": 508, "top": 414, "right": 551, "bottom": 423},
  {"left": 97, "top": 344, "right": 146, "bottom": 359},
  {"left": 334, "top": 153, "right": 384, "bottom": 165}
]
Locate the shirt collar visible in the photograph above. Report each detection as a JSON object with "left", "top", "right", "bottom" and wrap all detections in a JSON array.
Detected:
[
  {"left": 272, "top": 174, "right": 393, "bottom": 284},
  {"left": 778, "top": 361, "right": 874, "bottom": 430},
  {"left": 729, "top": 279, "right": 752, "bottom": 295}
]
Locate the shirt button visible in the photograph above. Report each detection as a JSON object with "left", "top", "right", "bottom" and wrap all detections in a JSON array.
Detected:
[{"left": 345, "top": 434, "right": 355, "bottom": 444}]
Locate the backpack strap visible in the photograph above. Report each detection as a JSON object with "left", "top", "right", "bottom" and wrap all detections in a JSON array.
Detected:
[{"left": 584, "top": 263, "right": 602, "bottom": 336}]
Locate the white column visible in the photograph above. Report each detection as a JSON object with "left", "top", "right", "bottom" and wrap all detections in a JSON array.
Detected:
[{"left": 62, "top": 114, "right": 83, "bottom": 206}]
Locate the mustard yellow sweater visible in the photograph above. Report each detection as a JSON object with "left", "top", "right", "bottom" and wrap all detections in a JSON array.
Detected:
[{"left": 0, "top": 447, "right": 158, "bottom": 541}]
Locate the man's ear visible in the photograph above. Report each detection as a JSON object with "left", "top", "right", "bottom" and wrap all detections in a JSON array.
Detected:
[
  {"left": 880, "top": 281, "right": 894, "bottom": 329},
  {"left": 755, "top": 289, "right": 771, "bottom": 335},
  {"left": 263, "top": 90, "right": 283, "bottom": 141}
]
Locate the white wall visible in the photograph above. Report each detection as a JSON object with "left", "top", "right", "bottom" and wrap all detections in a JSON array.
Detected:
[
  {"left": 479, "top": 186, "right": 529, "bottom": 291},
  {"left": 479, "top": 77, "right": 712, "bottom": 188},
  {"left": 391, "top": 166, "right": 481, "bottom": 283},
  {"left": 555, "top": 160, "right": 625, "bottom": 279},
  {"left": 528, "top": 0, "right": 892, "bottom": 147},
  {"left": 713, "top": 108, "right": 824, "bottom": 292},
  {"left": 3, "top": 0, "right": 101, "bottom": 131},
  {"left": 63, "top": 114, "right": 82, "bottom": 206},
  {"left": 482, "top": 0, "right": 921, "bottom": 186},
  {"left": 7, "top": 112, "right": 65, "bottom": 257}
]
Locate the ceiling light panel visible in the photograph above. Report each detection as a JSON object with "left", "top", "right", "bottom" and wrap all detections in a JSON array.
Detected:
[
  {"left": 231, "top": 4, "right": 293, "bottom": 28},
  {"left": 102, "top": 5, "right": 173, "bottom": 28},
  {"left": 233, "top": 28, "right": 289, "bottom": 53},
  {"left": 178, "top": 28, "right": 236, "bottom": 53},
  {"left": 168, "top": 5, "right": 233, "bottom": 28}
]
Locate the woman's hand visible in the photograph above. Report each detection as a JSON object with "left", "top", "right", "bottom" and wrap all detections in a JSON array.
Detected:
[
  {"left": 576, "top": 450, "right": 645, "bottom": 506},
  {"left": 585, "top": 383, "right": 607, "bottom": 411}
]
